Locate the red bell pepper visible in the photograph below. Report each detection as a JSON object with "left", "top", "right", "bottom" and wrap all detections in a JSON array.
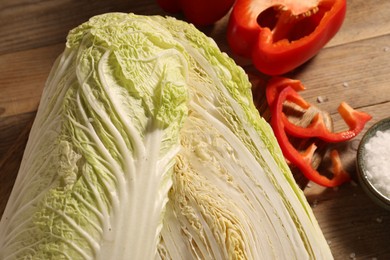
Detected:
[
  {"left": 227, "top": 0, "right": 347, "bottom": 75},
  {"left": 270, "top": 86, "right": 350, "bottom": 187},
  {"left": 157, "top": 0, "right": 235, "bottom": 26}
]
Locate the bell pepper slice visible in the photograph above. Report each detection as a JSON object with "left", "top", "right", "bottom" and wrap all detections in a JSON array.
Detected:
[
  {"left": 283, "top": 102, "right": 372, "bottom": 142},
  {"left": 227, "top": 0, "right": 346, "bottom": 75},
  {"left": 266, "top": 77, "right": 372, "bottom": 142},
  {"left": 270, "top": 86, "right": 350, "bottom": 187},
  {"left": 265, "top": 76, "right": 306, "bottom": 107},
  {"left": 329, "top": 149, "right": 349, "bottom": 179},
  {"left": 157, "top": 0, "right": 235, "bottom": 26}
]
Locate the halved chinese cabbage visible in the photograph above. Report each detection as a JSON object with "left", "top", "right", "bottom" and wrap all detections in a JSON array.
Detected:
[{"left": 0, "top": 13, "right": 332, "bottom": 260}]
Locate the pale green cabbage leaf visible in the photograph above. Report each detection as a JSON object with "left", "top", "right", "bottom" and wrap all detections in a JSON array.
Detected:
[{"left": 0, "top": 13, "right": 332, "bottom": 260}]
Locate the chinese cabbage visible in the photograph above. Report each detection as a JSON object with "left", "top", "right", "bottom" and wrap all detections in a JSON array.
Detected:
[{"left": 0, "top": 13, "right": 332, "bottom": 260}]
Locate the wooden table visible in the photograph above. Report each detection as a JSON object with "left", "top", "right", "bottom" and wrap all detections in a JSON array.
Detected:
[{"left": 1, "top": 1, "right": 389, "bottom": 259}]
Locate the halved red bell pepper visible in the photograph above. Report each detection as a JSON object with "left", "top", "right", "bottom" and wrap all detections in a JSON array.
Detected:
[
  {"left": 270, "top": 86, "right": 350, "bottom": 187},
  {"left": 227, "top": 0, "right": 347, "bottom": 75},
  {"left": 157, "top": 0, "right": 235, "bottom": 26}
]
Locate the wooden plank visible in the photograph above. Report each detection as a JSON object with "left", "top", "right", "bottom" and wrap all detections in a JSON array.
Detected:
[
  {"left": 328, "top": 0, "right": 390, "bottom": 47},
  {"left": 0, "top": 44, "right": 63, "bottom": 117},
  {"left": 305, "top": 182, "right": 390, "bottom": 260},
  {"left": 0, "top": 112, "right": 35, "bottom": 158},
  {"left": 0, "top": 0, "right": 151, "bottom": 54},
  {"left": 0, "top": 116, "right": 33, "bottom": 217},
  {"left": 291, "top": 34, "right": 390, "bottom": 116}
]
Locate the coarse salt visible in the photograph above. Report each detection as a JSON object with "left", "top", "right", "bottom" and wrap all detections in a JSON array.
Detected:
[{"left": 363, "top": 129, "right": 390, "bottom": 198}]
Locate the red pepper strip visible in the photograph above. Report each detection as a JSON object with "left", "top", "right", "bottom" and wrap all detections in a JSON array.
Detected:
[
  {"left": 265, "top": 77, "right": 306, "bottom": 107},
  {"left": 300, "top": 143, "right": 317, "bottom": 165},
  {"left": 266, "top": 77, "right": 372, "bottom": 142},
  {"left": 271, "top": 86, "right": 350, "bottom": 187},
  {"left": 329, "top": 149, "right": 349, "bottom": 178},
  {"left": 227, "top": 0, "right": 347, "bottom": 75},
  {"left": 282, "top": 101, "right": 372, "bottom": 142}
]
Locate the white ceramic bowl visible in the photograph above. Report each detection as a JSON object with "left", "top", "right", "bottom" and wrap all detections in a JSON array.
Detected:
[{"left": 356, "top": 117, "right": 390, "bottom": 211}]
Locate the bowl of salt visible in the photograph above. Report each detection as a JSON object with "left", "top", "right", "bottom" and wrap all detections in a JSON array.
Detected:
[{"left": 357, "top": 117, "right": 390, "bottom": 211}]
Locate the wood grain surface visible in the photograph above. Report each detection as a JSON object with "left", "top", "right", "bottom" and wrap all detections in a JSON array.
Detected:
[{"left": 1, "top": 1, "right": 389, "bottom": 259}]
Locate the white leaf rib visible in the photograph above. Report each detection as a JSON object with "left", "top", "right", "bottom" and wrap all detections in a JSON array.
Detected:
[
  {"left": 98, "top": 50, "right": 143, "bottom": 165},
  {"left": 72, "top": 191, "right": 104, "bottom": 222}
]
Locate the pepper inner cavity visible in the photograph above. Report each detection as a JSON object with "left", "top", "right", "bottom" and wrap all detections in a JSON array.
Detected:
[{"left": 257, "top": 4, "right": 329, "bottom": 43}]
